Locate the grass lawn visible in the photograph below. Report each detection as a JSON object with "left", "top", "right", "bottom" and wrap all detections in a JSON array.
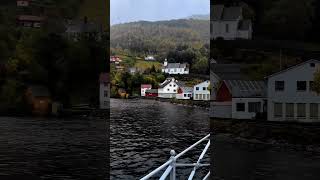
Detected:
[{"left": 134, "top": 60, "right": 162, "bottom": 71}]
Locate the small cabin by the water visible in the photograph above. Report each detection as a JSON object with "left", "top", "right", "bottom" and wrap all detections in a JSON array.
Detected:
[
  {"left": 25, "top": 85, "right": 51, "bottom": 116},
  {"left": 176, "top": 86, "right": 193, "bottom": 100},
  {"left": 213, "top": 80, "right": 266, "bottom": 119}
]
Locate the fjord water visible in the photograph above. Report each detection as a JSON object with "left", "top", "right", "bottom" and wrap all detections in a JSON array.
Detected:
[
  {"left": 110, "top": 98, "right": 210, "bottom": 179},
  {"left": 213, "top": 133, "right": 320, "bottom": 180},
  {"left": 0, "top": 116, "right": 107, "bottom": 179}
]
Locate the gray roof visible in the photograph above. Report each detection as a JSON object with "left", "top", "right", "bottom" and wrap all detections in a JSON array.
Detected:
[
  {"left": 180, "top": 86, "right": 193, "bottom": 93},
  {"left": 176, "top": 81, "right": 186, "bottom": 87},
  {"left": 166, "top": 63, "right": 188, "bottom": 69},
  {"left": 29, "top": 85, "right": 50, "bottom": 97},
  {"left": 265, "top": 59, "right": 320, "bottom": 79},
  {"left": 224, "top": 80, "right": 266, "bottom": 98},
  {"left": 146, "top": 89, "right": 158, "bottom": 93},
  {"left": 212, "top": 5, "right": 242, "bottom": 21},
  {"left": 211, "top": 64, "right": 245, "bottom": 80},
  {"left": 159, "top": 78, "right": 175, "bottom": 88},
  {"left": 238, "top": 20, "right": 251, "bottom": 30}
]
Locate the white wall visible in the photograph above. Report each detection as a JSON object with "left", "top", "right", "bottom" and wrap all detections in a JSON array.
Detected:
[
  {"left": 158, "top": 81, "right": 179, "bottom": 98},
  {"left": 267, "top": 61, "right": 320, "bottom": 122},
  {"left": 194, "top": 81, "right": 210, "bottom": 101},
  {"left": 141, "top": 87, "right": 151, "bottom": 97},
  {"left": 176, "top": 92, "right": 192, "bottom": 100},
  {"left": 212, "top": 20, "right": 240, "bottom": 40},
  {"left": 163, "top": 68, "right": 189, "bottom": 74},
  {"left": 232, "top": 98, "right": 265, "bottom": 120}
]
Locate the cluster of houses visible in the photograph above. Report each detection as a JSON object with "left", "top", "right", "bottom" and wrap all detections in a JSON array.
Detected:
[
  {"left": 210, "top": 59, "right": 320, "bottom": 123},
  {"left": 140, "top": 77, "right": 210, "bottom": 101},
  {"left": 211, "top": 4, "right": 252, "bottom": 40}
]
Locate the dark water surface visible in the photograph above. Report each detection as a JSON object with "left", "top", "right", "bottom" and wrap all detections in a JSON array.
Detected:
[
  {"left": 110, "top": 98, "right": 210, "bottom": 179},
  {"left": 213, "top": 134, "right": 320, "bottom": 180},
  {"left": 0, "top": 116, "right": 107, "bottom": 179}
]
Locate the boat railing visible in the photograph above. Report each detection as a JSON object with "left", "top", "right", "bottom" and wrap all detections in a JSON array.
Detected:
[{"left": 140, "top": 134, "right": 210, "bottom": 180}]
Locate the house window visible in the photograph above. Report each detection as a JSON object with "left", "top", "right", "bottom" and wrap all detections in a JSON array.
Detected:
[
  {"left": 104, "top": 101, "right": 108, "bottom": 106},
  {"left": 207, "top": 94, "right": 210, "bottom": 100},
  {"left": 188, "top": 94, "right": 192, "bottom": 97},
  {"left": 167, "top": 88, "right": 170, "bottom": 91},
  {"left": 203, "top": 87, "right": 206, "bottom": 91},
  {"left": 236, "top": 103, "right": 245, "bottom": 112},
  {"left": 285, "top": 103, "right": 294, "bottom": 118},
  {"left": 297, "top": 103, "right": 306, "bottom": 118},
  {"left": 310, "top": 63, "right": 315, "bottom": 67},
  {"left": 248, "top": 102, "right": 261, "bottom": 113},
  {"left": 310, "top": 81, "right": 315, "bottom": 92},
  {"left": 297, "top": 81, "right": 307, "bottom": 91},
  {"left": 274, "top": 103, "right": 283, "bottom": 118},
  {"left": 196, "top": 87, "right": 199, "bottom": 91},
  {"left": 104, "top": 83, "right": 108, "bottom": 87},
  {"left": 173, "top": 85, "right": 176, "bottom": 87},
  {"left": 184, "top": 94, "right": 187, "bottom": 97},
  {"left": 104, "top": 90, "right": 108, "bottom": 97},
  {"left": 173, "top": 89, "right": 176, "bottom": 92},
  {"left": 275, "top": 81, "right": 284, "bottom": 91},
  {"left": 310, "top": 103, "right": 319, "bottom": 119},
  {"left": 196, "top": 94, "right": 199, "bottom": 99},
  {"left": 225, "top": 24, "right": 229, "bottom": 33},
  {"left": 170, "top": 84, "right": 172, "bottom": 87},
  {"left": 202, "top": 94, "right": 206, "bottom": 100}
]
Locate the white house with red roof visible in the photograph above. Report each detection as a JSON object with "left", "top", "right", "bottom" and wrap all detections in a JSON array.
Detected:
[
  {"left": 266, "top": 59, "right": 320, "bottom": 122},
  {"left": 141, "top": 84, "right": 152, "bottom": 97},
  {"left": 99, "top": 73, "right": 110, "bottom": 109}
]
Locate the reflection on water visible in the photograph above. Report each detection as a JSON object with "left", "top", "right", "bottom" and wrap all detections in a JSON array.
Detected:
[
  {"left": 213, "top": 134, "right": 320, "bottom": 180},
  {"left": 0, "top": 116, "right": 107, "bottom": 179},
  {"left": 110, "top": 98, "right": 210, "bottom": 179}
]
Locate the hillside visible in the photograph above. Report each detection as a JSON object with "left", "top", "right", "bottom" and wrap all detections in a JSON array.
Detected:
[
  {"left": 110, "top": 19, "right": 210, "bottom": 55},
  {"left": 77, "top": 0, "right": 108, "bottom": 30}
]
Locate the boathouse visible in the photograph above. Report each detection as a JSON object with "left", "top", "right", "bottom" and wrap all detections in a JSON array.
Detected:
[
  {"left": 213, "top": 80, "right": 266, "bottom": 119},
  {"left": 25, "top": 85, "right": 51, "bottom": 116}
]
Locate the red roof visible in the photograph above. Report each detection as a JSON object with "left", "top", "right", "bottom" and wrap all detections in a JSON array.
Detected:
[
  {"left": 99, "top": 73, "right": 109, "bottom": 83},
  {"left": 141, "top": 84, "right": 152, "bottom": 88},
  {"left": 17, "top": 15, "right": 45, "bottom": 22}
]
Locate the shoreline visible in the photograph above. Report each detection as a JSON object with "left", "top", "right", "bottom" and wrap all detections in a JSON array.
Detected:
[
  {"left": 111, "top": 97, "right": 210, "bottom": 109},
  {"left": 212, "top": 118, "right": 320, "bottom": 153}
]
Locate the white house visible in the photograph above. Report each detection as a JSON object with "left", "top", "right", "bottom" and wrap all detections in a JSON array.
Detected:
[
  {"left": 162, "top": 59, "right": 189, "bottom": 75},
  {"left": 145, "top": 55, "right": 155, "bottom": 61},
  {"left": 158, "top": 77, "right": 179, "bottom": 98},
  {"left": 266, "top": 59, "right": 320, "bottom": 122},
  {"left": 141, "top": 84, "right": 152, "bottom": 97},
  {"left": 194, "top": 80, "right": 210, "bottom": 101},
  {"left": 176, "top": 86, "right": 193, "bottom": 100},
  {"left": 211, "top": 5, "right": 252, "bottom": 40},
  {"left": 99, "top": 73, "right": 110, "bottom": 109},
  {"left": 212, "top": 80, "right": 266, "bottom": 119}
]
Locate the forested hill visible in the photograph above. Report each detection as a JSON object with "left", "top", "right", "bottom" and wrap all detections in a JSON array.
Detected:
[{"left": 110, "top": 19, "right": 210, "bottom": 54}]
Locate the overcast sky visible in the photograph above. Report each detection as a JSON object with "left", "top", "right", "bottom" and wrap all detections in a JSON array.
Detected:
[{"left": 111, "top": 0, "right": 209, "bottom": 25}]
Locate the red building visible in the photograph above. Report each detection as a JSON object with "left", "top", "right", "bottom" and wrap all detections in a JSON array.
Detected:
[{"left": 145, "top": 89, "right": 158, "bottom": 97}]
